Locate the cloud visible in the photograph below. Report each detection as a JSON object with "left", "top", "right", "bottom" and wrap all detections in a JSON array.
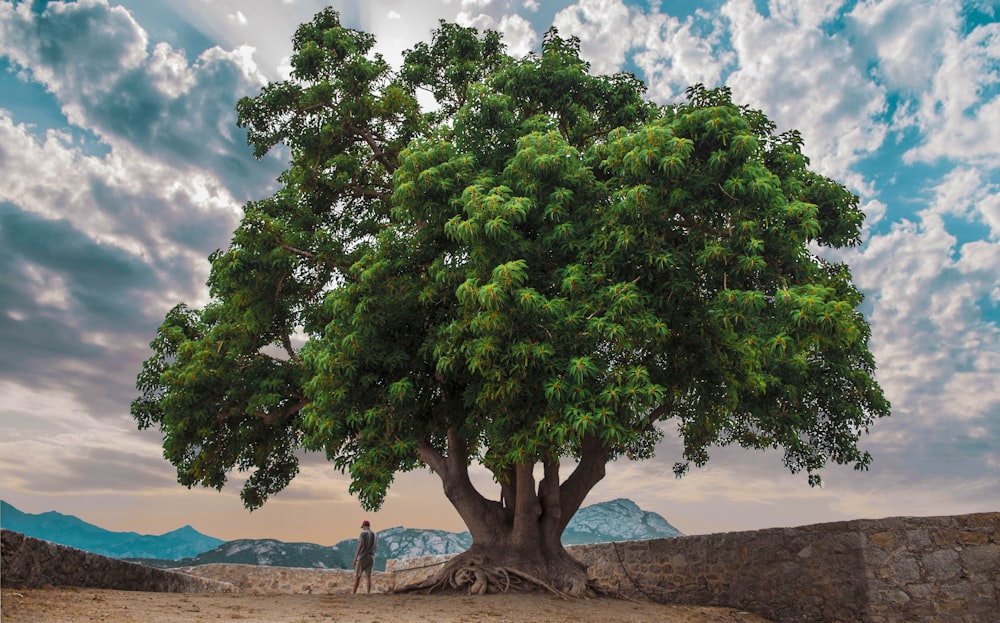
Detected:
[
  {"left": 0, "top": 1, "right": 283, "bottom": 421},
  {"left": 844, "top": 0, "right": 1000, "bottom": 169},
  {"left": 834, "top": 163, "right": 1000, "bottom": 512},
  {"left": 457, "top": 9, "right": 539, "bottom": 59},
  {"left": 718, "top": 0, "right": 889, "bottom": 180},
  {"left": 0, "top": 0, "right": 282, "bottom": 201},
  {"left": 0, "top": 379, "right": 176, "bottom": 494},
  {"left": 547, "top": 0, "right": 889, "bottom": 182},
  {"left": 552, "top": 0, "right": 633, "bottom": 74},
  {"left": 626, "top": 9, "right": 735, "bottom": 103},
  {"left": 1, "top": 0, "right": 998, "bottom": 545}
]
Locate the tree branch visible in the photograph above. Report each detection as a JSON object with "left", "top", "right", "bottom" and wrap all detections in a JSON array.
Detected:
[
  {"left": 349, "top": 186, "right": 392, "bottom": 201},
  {"left": 645, "top": 403, "right": 670, "bottom": 429},
  {"left": 419, "top": 429, "right": 504, "bottom": 543},
  {"left": 278, "top": 243, "right": 316, "bottom": 259},
  {"left": 345, "top": 122, "right": 396, "bottom": 175},
  {"left": 558, "top": 434, "right": 608, "bottom": 534},
  {"left": 416, "top": 439, "right": 448, "bottom": 476},
  {"left": 446, "top": 428, "right": 468, "bottom": 472},
  {"left": 281, "top": 331, "right": 302, "bottom": 364},
  {"left": 259, "top": 396, "right": 309, "bottom": 426}
]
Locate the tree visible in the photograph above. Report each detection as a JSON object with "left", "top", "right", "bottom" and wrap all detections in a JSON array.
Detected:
[{"left": 133, "top": 9, "right": 890, "bottom": 597}]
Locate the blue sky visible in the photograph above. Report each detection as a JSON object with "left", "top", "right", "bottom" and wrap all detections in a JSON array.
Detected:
[{"left": 1, "top": 0, "right": 997, "bottom": 544}]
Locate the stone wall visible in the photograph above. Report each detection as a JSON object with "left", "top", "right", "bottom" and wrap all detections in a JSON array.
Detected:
[
  {"left": 569, "top": 513, "right": 1000, "bottom": 623},
  {"left": 4, "top": 513, "right": 997, "bottom": 622},
  {"left": 177, "top": 563, "right": 393, "bottom": 594},
  {"left": 391, "top": 513, "right": 999, "bottom": 623},
  {"left": 1, "top": 530, "right": 236, "bottom": 593}
]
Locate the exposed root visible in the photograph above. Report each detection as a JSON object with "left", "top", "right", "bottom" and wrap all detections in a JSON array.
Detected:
[
  {"left": 504, "top": 567, "right": 571, "bottom": 599},
  {"left": 396, "top": 554, "right": 594, "bottom": 598}
]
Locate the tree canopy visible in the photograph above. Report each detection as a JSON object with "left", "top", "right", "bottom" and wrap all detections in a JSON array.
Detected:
[{"left": 133, "top": 8, "right": 889, "bottom": 595}]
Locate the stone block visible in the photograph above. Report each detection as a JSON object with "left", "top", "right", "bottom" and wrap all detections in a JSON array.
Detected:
[
  {"left": 922, "top": 548, "right": 961, "bottom": 581},
  {"left": 869, "top": 531, "right": 897, "bottom": 548},
  {"left": 891, "top": 554, "right": 921, "bottom": 583},
  {"left": 959, "top": 543, "right": 1000, "bottom": 575},
  {"left": 959, "top": 531, "right": 990, "bottom": 545},
  {"left": 906, "top": 528, "right": 932, "bottom": 549},
  {"left": 932, "top": 528, "right": 960, "bottom": 546}
]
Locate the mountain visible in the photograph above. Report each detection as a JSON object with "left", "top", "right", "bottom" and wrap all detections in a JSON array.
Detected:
[
  {"left": 152, "top": 538, "right": 356, "bottom": 570},
  {"left": 3, "top": 497, "right": 681, "bottom": 571},
  {"left": 0, "top": 500, "right": 224, "bottom": 560},
  {"left": 563, "top": 497, "right": 683, "bottom": 544},
  {"left": 138, "top": 498, "right": 681, "bottom": 571},
  {"left": 363, "top": 526, "right": 472, "bottom": 571},
  {"left": 153, "top": 526, "right": 475, "bottom": 572}
]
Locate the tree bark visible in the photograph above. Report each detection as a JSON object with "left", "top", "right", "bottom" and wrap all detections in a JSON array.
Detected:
[{"left": 407, "top": 431, "right": 610, "bottom": 597}]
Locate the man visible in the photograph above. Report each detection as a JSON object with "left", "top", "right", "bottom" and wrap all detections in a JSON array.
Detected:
[{"left": 353, "top": 519, "right": 377, "bottom": 594}]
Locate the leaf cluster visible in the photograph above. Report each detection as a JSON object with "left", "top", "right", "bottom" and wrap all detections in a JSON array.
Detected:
[{"left": 133, "top": 10, "right": 889, "bottom": 511}]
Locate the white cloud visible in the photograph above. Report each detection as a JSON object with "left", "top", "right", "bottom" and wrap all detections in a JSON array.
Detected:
[
  {"left": 495, "top": 13, "right": 538, "bottom": 58},
  {"left": 0, "top": 112, "right": 236, "bottom": 276},
  {"left": 552, "top": 0, "right": 633, "bottom": 75},
  {"left": 842, "top": 172, "right": 1000, "bottom": 484},
  {"left": 456, "top": 10, "right": 539, "bottom": 58},
  {"left": 848, "top": 0, "right": 956, "bottom": 94},
  {"left": 846, "top": 0, "right": 1000, "bottom": 168},
  {"left": 0, "top": 0, "right": 277, "bottom": 200},
  {"left": 147, "top": 42, "right": 198, "bottom": 97},
  {"left": 628, "top": 9, "right": 734, "bottom": 103},
  {"left": 0, "top": 0, "right": 148, "bottom": 103},
  {"left": 721, "top": 0, "right": 888, "bottom": 179},
  {"left": 907, "top": 22, "right": 1000, "bottom": 167}
]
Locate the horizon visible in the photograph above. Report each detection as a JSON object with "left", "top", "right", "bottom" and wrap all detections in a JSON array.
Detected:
[
  {"left": 1, "top": 0, "right": 998, "bottom": 546},
  {"left": 2, "top": 496, "right": 683, "bottom": 546}
]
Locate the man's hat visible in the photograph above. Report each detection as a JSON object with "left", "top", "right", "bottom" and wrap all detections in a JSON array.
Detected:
[{"left": 361, "top": 520, "right": 370, "bottom": 527}]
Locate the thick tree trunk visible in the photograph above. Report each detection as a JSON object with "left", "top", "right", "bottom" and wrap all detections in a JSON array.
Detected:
[{"left": 408, "top": 431, "right": 608, "bottom": 597}]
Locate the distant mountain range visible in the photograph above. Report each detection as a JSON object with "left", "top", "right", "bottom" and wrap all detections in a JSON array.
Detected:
[
  {"left": 1, "top": 497, "right": 681, "bottom": 571},
  {"left": 0, "top": 500, "right": 224, "bottom": 559}
]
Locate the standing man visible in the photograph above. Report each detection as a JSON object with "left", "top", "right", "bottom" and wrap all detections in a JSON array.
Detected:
[{"left": 353, "top": 519, "right": 377, "bottom": 594}]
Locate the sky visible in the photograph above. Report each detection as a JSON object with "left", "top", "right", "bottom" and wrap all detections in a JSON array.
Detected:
[{"left": 0, "top": 0, "right": 998, "bottom": 546}]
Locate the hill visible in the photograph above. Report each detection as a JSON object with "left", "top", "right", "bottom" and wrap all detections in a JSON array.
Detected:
[{"left": 0, "top": 500, "right": 223, "bottom": 560}]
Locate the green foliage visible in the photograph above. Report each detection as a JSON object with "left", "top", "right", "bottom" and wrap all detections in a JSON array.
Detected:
[{"left": 133, "top": 9, "right": 889, "bottom": 511}]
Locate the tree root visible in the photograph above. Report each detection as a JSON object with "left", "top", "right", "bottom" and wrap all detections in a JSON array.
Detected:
[{"left": 397, "top": 554, "right": 594, "bottom": 598}]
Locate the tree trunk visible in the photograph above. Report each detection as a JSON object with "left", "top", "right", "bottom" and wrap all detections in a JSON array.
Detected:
[{"left": 408, "top": 432, "right": 608, "bottom": 597}]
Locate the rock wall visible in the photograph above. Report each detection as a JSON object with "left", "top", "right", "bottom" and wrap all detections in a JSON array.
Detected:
[
  {"left": 0, "top": 530, "right": 236, "bottom": 593},
  {"left": 393, "top": 512, "right": 999, "bottom": 623},
  {"left": 5, "top": 512, "right": 997, "bottom": 622},
  {"left": 177, "top": 563, "right": 392, "bottom": 594}
]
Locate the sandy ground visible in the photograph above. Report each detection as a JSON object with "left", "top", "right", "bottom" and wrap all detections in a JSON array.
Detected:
[{"left": 1, "top": 588, "right": 775, "bottom": 623}]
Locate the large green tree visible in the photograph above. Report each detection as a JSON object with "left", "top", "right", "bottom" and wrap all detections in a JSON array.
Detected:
[{"left": 133, "top": 9, "right": 889, "bottom": 596}]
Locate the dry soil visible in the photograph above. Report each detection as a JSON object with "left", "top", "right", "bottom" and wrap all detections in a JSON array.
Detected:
[{"left": 1, "top": 587, "right": 775, "bottom": 623}]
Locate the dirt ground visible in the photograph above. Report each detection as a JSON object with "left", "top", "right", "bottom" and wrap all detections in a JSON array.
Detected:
[{"left": 1, "top": 588, "right": 774, "bottom": 623}]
